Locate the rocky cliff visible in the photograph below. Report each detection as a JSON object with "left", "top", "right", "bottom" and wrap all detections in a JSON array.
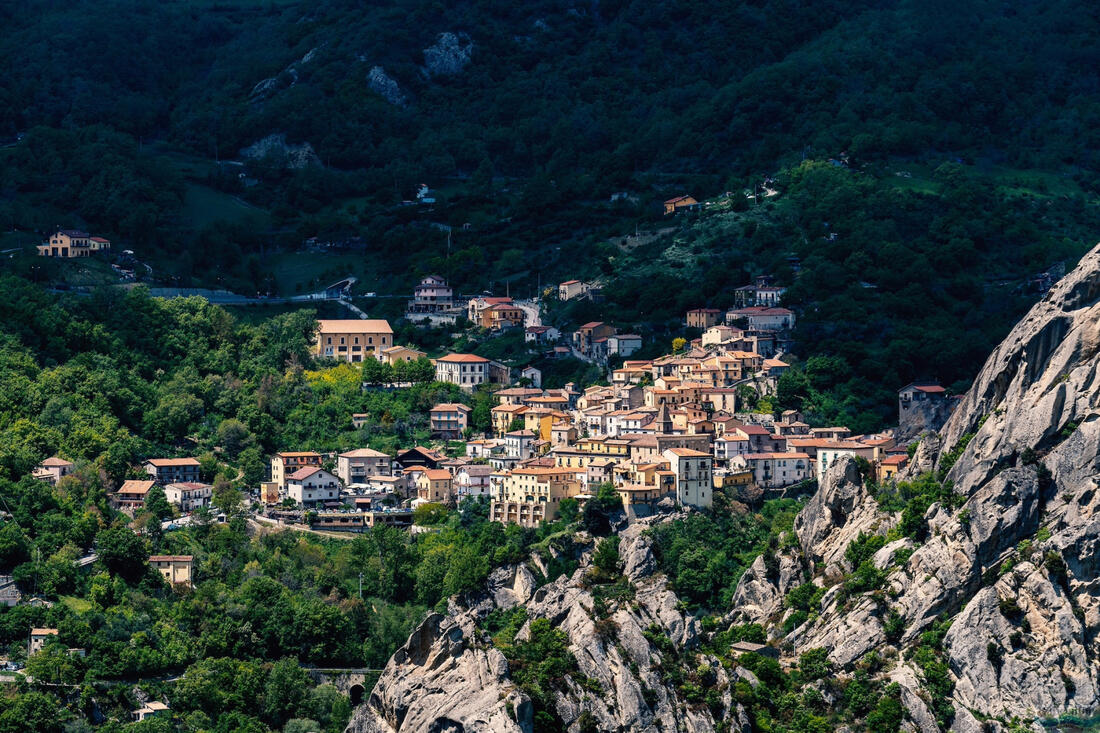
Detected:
[
  {"left": 346, "top": 517, "right": 749, "bottom": 733},
  {"left": 727, "top": 244, "right": 1100, "bottom": 731}
]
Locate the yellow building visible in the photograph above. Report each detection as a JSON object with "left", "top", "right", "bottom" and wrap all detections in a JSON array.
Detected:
[
  {"left": 491, "top": 404, "right": 527, "bottom": 437},
  {"left": 490, "top": 467, "right": 580, "bottom": 527},
  {"left": 36, "top": 230, "right": 111, "bottom": 258},
  {"left": 416, "top": 469, "right": 454, "bottom": 504},
  {"left": 315, "top": 320, "right": 393, "bottom": 362},
  {"left": 149, "top": 555, "right": 194, "bottom": 587},
  {"left": 380, "top": 345, "right": 427, "bottom": 365},
  {"left": 271, "top": 451, "right": 322, "bottom": 489}
]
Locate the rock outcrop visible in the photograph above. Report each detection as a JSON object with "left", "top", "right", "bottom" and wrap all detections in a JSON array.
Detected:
[
  {"left": 347, "top": 515, "right": 748, "bottom": 733},
  {"left": 726, "top": 243, "right": 1100, "bottom": 729},
  {"left": 249, "top": 46, "right": 319, "bottom": 101},
  {"left": 367, "top": 66, "right": 408, "bottom": 107},
  {"left": 422, "top": 32, "right": 473, "bottom": 76},
  {"left": 239, "top": 133, "right": 321, "bottom": 169}
]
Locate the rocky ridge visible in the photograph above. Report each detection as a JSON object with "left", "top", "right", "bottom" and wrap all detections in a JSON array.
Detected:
[
  {"left": 346, "top": 516, "right": 749, "bottom": 733},
  {"left": 728, "top": 244, "right": 1100, "bottom": 730}
]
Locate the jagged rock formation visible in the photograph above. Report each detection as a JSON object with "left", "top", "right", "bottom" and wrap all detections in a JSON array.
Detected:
[
  {"left": 239, "top": 133, "right": 321, "bottom": 169},
  {"left": 347, "top": 516, "right": 749, "bottom": 733},
  {"left": 367, "top": 66, "right": 408, "bottom": 107},
  {"left": 249, "top": 46, "right": 319, "bottom": 101},
  {"left": 726, "top": 243, "right": 1100, "bottom": 730},
  {"left": 422, "top": 32, "right": 473, "bottom": 76}
]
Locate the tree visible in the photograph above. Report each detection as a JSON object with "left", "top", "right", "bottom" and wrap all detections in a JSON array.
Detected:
[
  {"left": 263, "top": 657, "right": 309, "bottom": 727},
  {"left": 0, "top": 522, "right": 30, "bottom": 570},
  {"left": 213, "top": 478, "right": 242, "bottom": 515},
  {"left": 96, "top": 527, "right": 148, "bottom": 583},
  {"left": 145, "top": 485, "right": 173, "bottom": 521},
  {"left": 413, "top": 503, "right": 448, "bottom": 526},
  {"left": 592, "top": 536, "right": 621, "bottom": 576},
  {"left": 238, "top": 447, "right": 267, "bottom": 487},
  {"left": 217, "top": 419, "right": 253, "bottom": 459},
  {"left": 672, "top": 337, "right": 687, "bottom": 353}
]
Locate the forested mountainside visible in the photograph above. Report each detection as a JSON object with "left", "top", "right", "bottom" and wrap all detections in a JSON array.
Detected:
[{"left": 3, "top": 0, "right": 1100, "bottom": 427}]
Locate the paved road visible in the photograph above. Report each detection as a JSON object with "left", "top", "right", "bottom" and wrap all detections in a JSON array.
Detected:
[{"left": 514, "top": 298, "right": 542, "bottom": 328}]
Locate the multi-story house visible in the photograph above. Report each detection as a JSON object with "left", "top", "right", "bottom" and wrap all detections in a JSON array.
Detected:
[
  {"left": 490, "top": 467, "right": 580, "bottom": 527},
  {"left": 144, "top": 458, "right": 201, "bottom": 485},
  {"left": 733, "top": 452, "right": 811, "bottom": 490},
  {"left": 468, "top": 296, "right": 514, "bottom": 325},
  {"left": 149, "top": 555, "right": 194, "bottom": 587},
  {"left": 32, "top": 456, "right": 74, "bottom": 486},
  {"left": 164, "top": 482, "right": 212, "bottom": 512},
  {"left": 416, "top": 469, "right": 454, "bottom": 503},
  {"left": 726, "top": 306, "right": 795, "bottom": 331},
  {"left": 29, "top": 628, "right": 59, "bottom": 655},
  {"left": 606, "top": 334, "right": 642, "bottom": 359},
  {"left": 111, "top": 480, "right": 155, "bottom": 514},
  {"left": 314, "top": 319, "right": 393, "bottom": 362},
  {"left": 379, "top": 345, "right": 427, "bottom": 365},
  {"left": 430, "top": 403, "right": 472, "bottom": 438},
  {"left": 686, "top": 308, "right": 722, "bottom": 329},
  {"left": 434, "top": 353, "right": 491, "bottom": 389},
  {"left": 481, "top": 303, "right": 525, "bottom": 330},
  {"left": 36, "top": 230, "right": 111, "bottom": 258},
  {"left": 287, "top": 467, "right": 341, "bottom": 507},
  {"left": 336, "top": 448, "right": 392, "bottom": 486},
  {"left": 407, "top": 275, "right": 453, "bottom": 314},
  {"left": 573, "top": 322, "right": 617, "bottom": 356},
  {"left": 663, "top": 448, "right": 714, "bottom": 509},
  {"left": 733, "top": 277, "right": 786, "bottom": 308},
  {"left": 714, "top": 435, "right": 751, "bottom": 463},
  {"left": 558, "top": 280, "right": 588, "bottom": 300},
  {"left": 815, "top": 442, "right": 876, "bottom": 483},
  {"left": 271, "top": 451, "right": 322, "bottom": 489},
  {"left": 454, "top": 465, "right": 493, "bottom": 497},
  {"left": 504, "top": 430, "right": 537, "bottom": 460}
]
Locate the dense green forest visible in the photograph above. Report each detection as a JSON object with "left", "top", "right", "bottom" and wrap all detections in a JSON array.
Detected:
[
  {"left": 0, "top": 278, "right": 812, "bottom": 729},
  {"left": 2, "top": 0, "right": 1098, "bottom": 427}
]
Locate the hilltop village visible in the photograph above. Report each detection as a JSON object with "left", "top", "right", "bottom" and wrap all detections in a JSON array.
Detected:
[{"left": 33, "top": 272, "right": 952, "bottom": 541}]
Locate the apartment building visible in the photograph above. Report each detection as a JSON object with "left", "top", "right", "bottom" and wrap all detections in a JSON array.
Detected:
[
  {"left": 286, "top": 467, "right": 341, "bottom": 507},
  {"left": 144, "top": 458, "right": 201, "bottom": 485},
  {"left": 271, "top": 451, "right": 322, "bottom": 489},
  {"left": 164, "top": 482, "right": 212, "bottom": 512},
  {"left": 314, "top": 319, "right": 393, "bottom": 362},
  {"left": 336, "top": 448, "right": 392, "bottom": 486}
]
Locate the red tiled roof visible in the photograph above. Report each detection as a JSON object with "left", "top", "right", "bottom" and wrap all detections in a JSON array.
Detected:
[
  {"left": 317, "top": 319, "right": 392, "bottom": 334},
  {"left": 146, "top": 458, "right": 200, "bottom": 467},
  {"left": 437, "top": 353, "right": 489, "bottom": 363},
  {"left": 288, "top": 466, "right": 323, "bottom": 480}
]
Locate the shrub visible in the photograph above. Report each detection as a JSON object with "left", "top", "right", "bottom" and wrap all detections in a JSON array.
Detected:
[
  {"left": 799, "top": 648, "right": 831, "bottom": 681},
  {"left": 844, "top": 562, "right": 886, "bottom": 595},
  {"left": 844, "top": 533, "right": 886, "bottom": 569},
  {"left": 1043, "top": 551, "right": 1068, "bottom": 585},
  {"left": 883, "top": 608, "right": 905, "bottom": 642},
  {"left": 865, "top": 683, "right": 904, "bottom": 732},
  {"left": 998, "top": 596, "right": 1022, "bottom": 619},
  {"left": 785, "top": 583, "right": 825, "bottom": 612}
]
